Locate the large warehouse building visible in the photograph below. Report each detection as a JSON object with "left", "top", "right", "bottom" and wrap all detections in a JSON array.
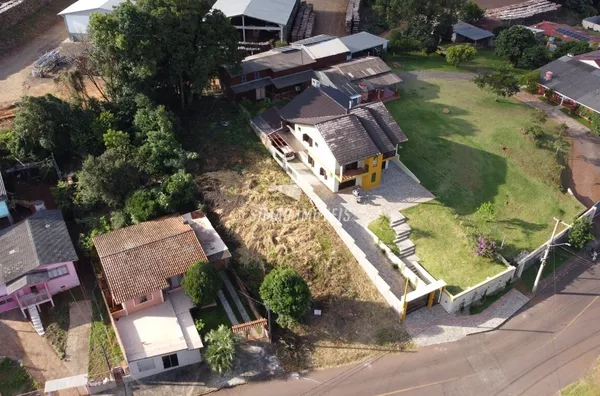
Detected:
[{"left": 211, "top": 0, "right": 300, "bottom": 42}]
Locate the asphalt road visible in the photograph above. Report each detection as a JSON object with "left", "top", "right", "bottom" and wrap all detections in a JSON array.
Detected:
[{"left": 219, "top": 253, "right": 600, "bottom": 396}]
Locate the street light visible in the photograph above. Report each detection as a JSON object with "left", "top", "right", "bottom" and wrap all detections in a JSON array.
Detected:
[{"left": 532, "top": 219, "right": 570, "bottom": 293}]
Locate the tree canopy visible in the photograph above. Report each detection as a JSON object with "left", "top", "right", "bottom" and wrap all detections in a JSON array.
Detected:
[
  {"left": 204, "top": 325, "right": 236, "bottom": 375},
  {"left": 446, "top": 44, "right": 477, "bottom": 67},
  {"left": 495, "top": 26, "right": 539, "bottom": 67},
  {"left": 260, "top": 267, "right": 311, "bottom": 328},
  {"left": 519, "top": 45, "right": 552, "bottom": 69},
  {"left": 88, "top": 0, "right": 240, "bottom": 108},
  {"left": 553, "top": 41, "right": 592, "bottom": 59},
  {"left": 460, "top": 2, "right": 485, "bottom": 23},
  {"left": 183, "top": 261, "right": 222, "bottom": 306},
  {"left": 474, "top": 64, "right": 520, "bottom": 101}
]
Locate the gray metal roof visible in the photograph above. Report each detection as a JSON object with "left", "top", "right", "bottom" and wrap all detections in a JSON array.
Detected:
[
  {"left": 293, "top": 34, "right": 336, "bottom": 46},
  {"left": 339, "top": 32, "right": 388, "bottom": 54},
  {"left": 0, "top": 210, "right": 78, "bottom": 284},
  {"left": 6, "top": 271, "right": 50, "bottom": 294},
  {"left": 252, "top": 107, "right": 284, "bottom": 135},
  {"left": 272, "top": 70, "right": 315, "bottom": 89},
  {"left": 231, "top": 77, "right": 273, "bottom": 93},
  {"left": 351, "top": 108, "right": 396, "bottom": 154},
  {"left": 232, "top": 48, "right": 316, "bottom": 77},
  {"left": 279, "top": 86, "right": 350, "bottom": 124},
  {"left": 211, "top": 0, "right": 297, "bottom": 25},
  {"left": 540, "top": 56, "right": 600, "bottom": 113},
  {"left": 0, "top": 172, "right": 6, "bottom": 201},
  {"left": 316, "top": 115, "right": 381, "bottom": 165},
  {"left": 453, "top": 21, "right": 494, "bottom": 41}
]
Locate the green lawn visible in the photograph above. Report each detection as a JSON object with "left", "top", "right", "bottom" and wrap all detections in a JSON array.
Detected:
[
  {"left": 0, "top": 358, "right": 38, "bottom": 396},
  {"left": 560, "top": 108, "right": 594, "bottom": 130},
  {"left": 389, "top": 78, "right": 584, "bottom": 294},
  {"left": 192, "top": 301, "right": 231, "bottom": 339},
  {"left": 368, "top": 215, "right": 400, "bottom": 254},
  {"left": 520, "top": 247, "right": 574, "bottom": 291},
  {"left": 388, "top": 48, "right": 530, "bottom": 75}
]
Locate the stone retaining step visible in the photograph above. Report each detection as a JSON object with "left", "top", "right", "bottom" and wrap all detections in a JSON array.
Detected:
[
  {"left": 396, "top": 239, "right": 416, "bottom": 258},
  {"left": 394, "top": 234, "right": 410, "bottom": 243},
  {"left": 390, "top": 214, "right": 406, "bottom": 227},
  {"left": 392, "top": 222, "right": 411, "bottom": 234}
]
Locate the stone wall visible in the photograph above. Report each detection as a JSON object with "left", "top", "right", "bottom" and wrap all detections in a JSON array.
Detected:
[{"left": 0, "top": 0, "right": 55, "bottom": 32}]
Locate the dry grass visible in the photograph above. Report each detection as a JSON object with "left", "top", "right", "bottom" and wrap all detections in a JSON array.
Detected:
[{"left": 198, "top": 153, "right": 412, "bottom": 370}]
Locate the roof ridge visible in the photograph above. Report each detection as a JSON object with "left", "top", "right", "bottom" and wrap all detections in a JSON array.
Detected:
[
  {"left": 24, "top": 218, "right": 41, "bottom": 268},
  {"left": 98, "top": 227, "right": 201, "bottom": 259},
  {"left": 319, "top": 87, "right": 349, "bottom": 112}
]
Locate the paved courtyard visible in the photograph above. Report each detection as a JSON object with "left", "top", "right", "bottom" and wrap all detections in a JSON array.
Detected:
[{"left": 314, "top": 162, "right": 435, "bottom": 227}]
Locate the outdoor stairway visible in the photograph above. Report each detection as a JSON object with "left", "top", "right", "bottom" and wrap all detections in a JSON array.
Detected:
[
  {"left": 393, "top": 223, "right": 412, "bottom": 243},
  {"left": 28, "top": 304, "right": 45, "bottom": 336},
  {"left": 396, "top": 239, "right": 416, "bottom": 258}
]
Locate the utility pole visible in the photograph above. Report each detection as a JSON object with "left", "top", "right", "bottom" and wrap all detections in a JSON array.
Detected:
[{"left": 533, "top": 217, "right": 560, "bottom": 293}]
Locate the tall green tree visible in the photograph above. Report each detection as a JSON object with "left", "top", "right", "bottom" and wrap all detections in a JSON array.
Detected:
[
  {"left": 260, "top": 267, "right": 311, "bottom": 328},
  {"left": 182, "top": 261, "right": 222, "bottom": 306},
  {"left": 519, "top": 45, "right": 552, "bottom": 69},
  {"left": 474, "top": 64, "right": 520, "bottom": 101},
  {"left": 460, "top": 2, "right": 485, "bottom": 23},
  {"left": 89, "top": 0, "right": 240, "bottom": 108},
  {"left": 553, "top": 41, "right": 592, "bottom": 59},
  {"left": 495, "top": 26, "right": 539, "bottom": 67}
]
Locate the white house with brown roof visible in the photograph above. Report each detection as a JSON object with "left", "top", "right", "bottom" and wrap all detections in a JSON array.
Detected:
[{"left": 93, "top": 216, "right": 208, "bottom": 379}]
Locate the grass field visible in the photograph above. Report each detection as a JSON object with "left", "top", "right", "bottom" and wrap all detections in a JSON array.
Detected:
[
  {"left": 388, "top": 78, "right": 583, "bottom": 294},
  {"left": 388, "top": 48, "right": 529, "bottom": 75},
  {"left": 368, "top": 215, "right": 400, "bottom": 254},
  {"left": 192, "top": 302, "right": 231, "bottom": 338}
]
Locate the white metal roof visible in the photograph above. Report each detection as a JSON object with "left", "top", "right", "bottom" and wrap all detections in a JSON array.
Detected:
[
  {"left": 211, "top": 0, "right": 297, "bottom": 26},
  {"left": 339, "top": 32, "right": 388, "bottom": 54},
  {"left": 58, "top": 0, "right": 124, "bottom": 15},
  {"left": 304, "top": 38, "right": 350, "bottom": 59}
]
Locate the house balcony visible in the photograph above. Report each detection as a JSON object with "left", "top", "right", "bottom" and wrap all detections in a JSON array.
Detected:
[
  {"left": 340, "top": 166, "right": 369, "bottom": 182},
  {"left": 18, "top": 288, "right": 52, "bottom": 307}
]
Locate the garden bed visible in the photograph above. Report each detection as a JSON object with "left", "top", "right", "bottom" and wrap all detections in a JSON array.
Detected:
[{"left": 389, "top": 78, "right": 583, "bottom": 294}]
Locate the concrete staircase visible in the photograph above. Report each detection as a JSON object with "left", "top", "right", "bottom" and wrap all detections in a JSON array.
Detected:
[
  {"left": 28, "top": 304, "right": 45, "bottom": 336},
  {"left": 390, "top": 214, "right": 416, "bottom": 258}
]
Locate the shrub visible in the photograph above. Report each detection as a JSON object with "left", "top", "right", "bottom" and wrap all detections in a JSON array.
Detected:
[
  {"left": 474, "top": 235, "right": 497, "bottom": 258},
  {"left": 476, "top": 202, "right": 495, "bottom": 222},
  {"left": 544, "top": 88, "right": 555, "bottom": 102},
  {"left": 52, "top": 180, "right": 76, "bottom": 216},
  {"left": 568, "top": 218, "right": 594, "bottom": 249},
  {"left": 446, "top": 44, "right": 478, "bottom": 67},
  {"left": 125, "top": 189, "right": 162, "bottom": 223},
  {"left": 183, "top": 261, "right": 222, "bottom": 306},
  {"left": 194, "top": 318, "right": 205, "bottom": 333},
  {"left": 78, "top": 216, "right": 112, "bottom": 255},
  {"left": 204, "top": 325, "right": 236, "bottom": 374},
  {"left": 531, "top": 108, "right": 548, "bottom": 125},
  {"left": 260, "top": 266, "right": 311, "bottom": 328},
  {"left": 520, "top": 70, "right": 541, "bottom": 94}
]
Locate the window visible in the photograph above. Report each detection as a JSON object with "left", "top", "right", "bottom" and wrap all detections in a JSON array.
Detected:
[
  {"left": 0, "top": 298, "right": 13, "bottom": 306},
  {"left": 256, "top": 86, "right": 266, "bottom": 100},
  {"left": 302, "top": 133, "right": 313, "bottom": 147},
  {"left": 162, "top": 353, "right": 179, "bottom": 369},
  {"left": 137, "top": 359, "right": 156, "bottom": 372},
  {"left": 320, "top": 167, "right": 327, "bottom": 180},
  {"left": 254, "top": 71, "right": 260, "bottom": 79},
  {"left": 48, "top": 265, "right": 69, "bottom": 279},
  {"left": 372, "top": 156, "right": 379, "bottom": 168},
  {"left": 241, "top": 75, "right": 247, "bottom": 83},
  {"left": 134, "top": 293, "right": 153, "bottom": 306},
  {"left": 314, "top": 142, "right": 318, "bottom": 148},
  {"left": 371, "top": 173, "right": 377, "bottom": 183},
  {"left": 306, "top": 154, "right": 314, "bottom": 167}
]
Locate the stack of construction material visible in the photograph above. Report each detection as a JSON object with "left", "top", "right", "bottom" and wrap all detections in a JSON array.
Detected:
[
  {"left": 345, "top": 0, "right": 361, "bottom": 35},
  {"left": 485, "top": 0, "right": 561, "bottom": 20},
  {"left": 291, "top": 1, "right": 315, "bottom": 42},
  {"left": 32, "top": 49, "right": 64, "bottom": 78}
]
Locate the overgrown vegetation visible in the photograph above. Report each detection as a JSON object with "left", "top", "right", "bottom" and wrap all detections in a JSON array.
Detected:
[
  {"left": 0, "top": 358, "right": 38, "bottom": 396},
  {"left": 88, "top": 290, "right": 123, "bottom": 380},
  {"left": 568, "top": 218, "right": 594, "bottom": 249},
  {"left": 204, "top": 325, "right": 237, "bottom": 375}
]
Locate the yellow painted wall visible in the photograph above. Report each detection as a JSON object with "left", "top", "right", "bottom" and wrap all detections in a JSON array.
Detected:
[{"left": 361, "top": 154, "right": 383, "bottom": 189}]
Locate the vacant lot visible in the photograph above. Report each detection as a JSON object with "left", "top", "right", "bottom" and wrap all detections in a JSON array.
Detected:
[
  {"left": 185, "top": 100, "right": 411, "bottom": 370},
  {"left": 387, "top": 78, "right": 583, "bottom": 294}
]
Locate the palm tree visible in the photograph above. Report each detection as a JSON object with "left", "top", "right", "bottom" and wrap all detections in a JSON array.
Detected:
[{"left": 204, "top": 325, "right": 236, "bottom": 375}]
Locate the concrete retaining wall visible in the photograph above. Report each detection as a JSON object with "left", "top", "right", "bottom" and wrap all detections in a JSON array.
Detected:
[
  {"left": 515, "top": 204, "right": 598, "bottom": 277},
  {"left": 440, "top": 262, "right": 516, "bottom": 313},
  {"left": 0, "top": 0, "right": 55, "bottom": 32}
]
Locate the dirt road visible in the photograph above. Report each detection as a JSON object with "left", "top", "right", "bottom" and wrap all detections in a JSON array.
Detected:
[
  {"left": 306, "top": 0, "right": 347, "bottom": 37},
  {"left": 0, "top": 20, "right": 68, "bottom": 107}
]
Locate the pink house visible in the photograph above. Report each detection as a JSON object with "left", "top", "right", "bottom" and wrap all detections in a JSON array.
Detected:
[{"left": 0, "top": 209, "right": 79, "bottom": 335}]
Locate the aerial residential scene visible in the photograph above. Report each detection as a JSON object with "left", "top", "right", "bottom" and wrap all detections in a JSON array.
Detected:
[{"left": 3, "top": 0, "right": 600, "bottom": 394}]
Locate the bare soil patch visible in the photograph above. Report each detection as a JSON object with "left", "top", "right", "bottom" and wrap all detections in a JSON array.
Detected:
[
  {"left": 306, "top": 0, "right": 348, "bottom": 37},
  {"left": 199, "top": 155, "right": 411, "bottom": 370}
]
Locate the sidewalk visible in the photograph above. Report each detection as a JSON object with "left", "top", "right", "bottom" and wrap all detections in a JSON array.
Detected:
[{"left": 404, "top": 289, "right": 529, "bottom": 346}]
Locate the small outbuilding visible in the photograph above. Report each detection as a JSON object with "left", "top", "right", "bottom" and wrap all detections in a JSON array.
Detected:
[
  {"left": 58, "top": 0, "right": 124, "bottom": 41},
  {"left": 339, "top": 32, "right": 389, "bottom": 58},
  {"left": 452, "top": 21, "right": 494, "bottom": 47}
]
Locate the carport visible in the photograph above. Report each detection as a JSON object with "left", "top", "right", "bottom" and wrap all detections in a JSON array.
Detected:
[{"left": 452, "top": 21, "right": 495, "bottom": 47}]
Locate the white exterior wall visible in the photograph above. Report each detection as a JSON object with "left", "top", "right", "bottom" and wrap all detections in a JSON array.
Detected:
[
  {"left": 63, "top": 9, "right": 110, "bottom": 38},
  {"left": 291, "top": 123, "right": 341, "bottom": 192},
  {"left": 129, "top": 348, "right": 202, "bottom": 379}
]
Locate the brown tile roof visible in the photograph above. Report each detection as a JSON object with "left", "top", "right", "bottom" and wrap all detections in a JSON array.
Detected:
[{"left": 93, "top": 216, "right": 207, "bottom": 304}]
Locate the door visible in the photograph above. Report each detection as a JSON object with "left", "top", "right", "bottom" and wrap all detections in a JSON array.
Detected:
[
  {"left": 339, "top": 179, "right": 357, "bottom": 190},
  {"left": 168, "top": 275, "right": 183, "bottom": 290},
  {"left": 256, "top": 86, "right": 266, "bottom": 100}
]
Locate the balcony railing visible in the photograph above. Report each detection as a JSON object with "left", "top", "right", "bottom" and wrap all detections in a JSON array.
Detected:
[
  {"left": 19, "top": 289, "right": 51, "bottom": 307},
  {"left": 340, "top": 166, "right": 369, "bottom": 182}
]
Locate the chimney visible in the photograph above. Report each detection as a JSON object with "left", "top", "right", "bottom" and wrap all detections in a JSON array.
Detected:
[
  {"left": 33, "top": 200, "right": 46, "bottom": 212},
  {"left": 545, "top": 71, "right": 553, "bottom": 81}
]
